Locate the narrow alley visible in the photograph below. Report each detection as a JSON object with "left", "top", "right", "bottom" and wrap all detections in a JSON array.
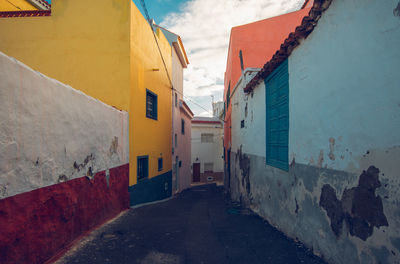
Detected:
[{"left": 56, "top": 184, "right": 326, "bottom": 264}]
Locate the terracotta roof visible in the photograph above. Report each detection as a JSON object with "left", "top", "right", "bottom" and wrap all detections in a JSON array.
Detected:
[
  {"left": 0, "top": 10, "right": 51, "bottom": 17},
  {"left": 244, "top": 0, "right": 333, "bottom": 93}
]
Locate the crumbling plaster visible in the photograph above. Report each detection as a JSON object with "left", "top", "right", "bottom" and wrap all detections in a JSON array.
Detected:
[
  {"left": 228, "top": 0, "right": 400, "bottom": 263},
  {"left": 0, "top": 51, "right": 129, "bottom": 199}
]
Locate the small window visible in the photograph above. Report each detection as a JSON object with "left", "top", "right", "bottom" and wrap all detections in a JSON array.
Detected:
[
  {"left": 181, "top": 119, "right": 185, "bottom": 134},
  {"left": 175, "top": 93, "right": 178, "bottom": 107},
  {"left": 241, "top": 120, "right": 245, "bottom": 128},
  {"left": 204, "top": 163, "right": 214, "bottom": 173},
  {"left": 201, "top": 133, "right": 213, "bottom": 143},
  {"left": 158, "top": 157, "right": 163, "bottom": 171},
  {"left": 146, "top": 89, "right": 157, "bottom": 120},
  {"left": 175, "top": 133, "right": 178, "bottom": 147},
  {"left": 137, "top": 156, "right": 149, "bottom": 181},
  {"left": 179, "top": 161, "right": 182, "bottom": 167}
]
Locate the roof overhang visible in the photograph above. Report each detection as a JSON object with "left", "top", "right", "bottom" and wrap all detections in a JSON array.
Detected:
[{"left": 244, "top": 0, "right": 333, "bottom": 93}]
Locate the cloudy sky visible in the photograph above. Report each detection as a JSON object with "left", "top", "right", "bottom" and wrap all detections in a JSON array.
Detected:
[{"left": 136, "top": 0, "right": 305, "bottom": 116}]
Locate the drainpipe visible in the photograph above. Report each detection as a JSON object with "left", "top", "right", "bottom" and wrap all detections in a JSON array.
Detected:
[{"left": 239, "top": 50, "right": 245, "bottom": 82}]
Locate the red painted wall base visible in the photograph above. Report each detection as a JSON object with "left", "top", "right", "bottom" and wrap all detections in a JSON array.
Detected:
[{"left": 0, "top": 163, "right": 129, "bottom": 264}]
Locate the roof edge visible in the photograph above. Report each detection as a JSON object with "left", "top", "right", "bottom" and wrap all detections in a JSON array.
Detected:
[
  {"left": 0, "top": 10, "right": 51, "bottom": 18},
  {"left": 180, "top": 100, "right": 194, "bottom": 118},
  {"left": 243, "top": 0, "right": 333, "bottom": 93}
]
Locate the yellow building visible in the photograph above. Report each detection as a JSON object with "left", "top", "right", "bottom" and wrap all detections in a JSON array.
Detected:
[{"left": 0, "top": 0, "right": 173, "bottom": 205}]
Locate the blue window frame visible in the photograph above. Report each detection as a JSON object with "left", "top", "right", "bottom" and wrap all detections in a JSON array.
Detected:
[
  {"left": 158, "top": 157, "right": 163, "bottom": 171},
  {"left": 137, "top": 155, "right": 149, "bottom": 181},
  {"left": 146, "top": 89, "right": 158, "bottom": 120},
  {"left": 265, "top": 59, "right": 289, "bottom": 171}
]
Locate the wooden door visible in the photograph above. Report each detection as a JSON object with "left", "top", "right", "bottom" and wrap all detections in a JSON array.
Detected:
[{"left": 193, "top": 163, "right": 200, "bottom": 182}]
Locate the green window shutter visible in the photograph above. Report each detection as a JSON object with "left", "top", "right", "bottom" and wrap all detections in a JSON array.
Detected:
[{"left": 265, "top": 59, "right": 289, "bottom": 171}]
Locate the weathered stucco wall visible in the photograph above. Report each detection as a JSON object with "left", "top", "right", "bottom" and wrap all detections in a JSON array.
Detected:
[
  {"left": 228, "top": 0, "right": 400, "bottom": 263},
  {"left": 0, "top": 51, "right": 129, "bottom": 199},
  {"left": 231, "top": 68, "right": 263, "bottom": 157},
  {"left": 0, "top": 52, "right": 130, "bottom": 264}
]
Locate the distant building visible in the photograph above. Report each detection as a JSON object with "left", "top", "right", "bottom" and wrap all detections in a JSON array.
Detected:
[
  {"left": 212, "top": 101, "right": 224, "bottom": 119},
  {"left": 191, "top": 117, "right": 224, "bottom": 183},
  {"left": 153, "top": 23, "right": 193, "bottom": 194}
]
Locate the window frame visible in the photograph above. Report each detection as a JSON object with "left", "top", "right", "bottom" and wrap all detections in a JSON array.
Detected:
[
  {"left": 204, "top": 162, "right": 214, "bottom": 173},
  {"left": 146, "top": 89, "right": 158, "bottom": 120},
  {"left": 158, "top": 157, "right": 163, "bottom": 171},
  {"left": 137, "top": 155, "right": 149, "bottom": 182},
  {"left": 201, "top": 133, "right": 214, "bottom": 143}
]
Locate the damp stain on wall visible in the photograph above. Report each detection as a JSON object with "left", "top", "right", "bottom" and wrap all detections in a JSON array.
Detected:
[
  {"left": 394, "top": 1, "right": 400, "bottom": 16},
  {"left": 320, "top": 166, "right": 388, "bottom": 240},
  {"left": 237, "top": 145, "right": 251, "bottom": 195}
]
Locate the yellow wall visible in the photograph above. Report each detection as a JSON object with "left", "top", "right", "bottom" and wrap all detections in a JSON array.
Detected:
[
  {"left": 0, "top": 0, "right": 131, "bottom": 111},
  {"left": 0, "top": 0, "right": 173, "bottom": 187},
  {"left": 0, "top": 0, "right": 37, "bottom": 11},
  {"left": 129, "top": 2, "right": 172, "bottom": 185}
]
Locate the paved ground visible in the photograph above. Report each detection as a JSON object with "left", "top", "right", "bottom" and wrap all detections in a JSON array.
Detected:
[{"left": 57, "top": 184, "right": 326, "bottom": 264}]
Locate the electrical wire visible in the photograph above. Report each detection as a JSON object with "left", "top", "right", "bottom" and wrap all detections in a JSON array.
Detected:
[{"left": 139, "top": 0, "right": 225, "bottom": 123}]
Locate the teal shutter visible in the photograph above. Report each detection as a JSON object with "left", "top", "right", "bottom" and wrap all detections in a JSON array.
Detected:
[{"left": 265, "top": 59, "right": 289, "bottom": 171}]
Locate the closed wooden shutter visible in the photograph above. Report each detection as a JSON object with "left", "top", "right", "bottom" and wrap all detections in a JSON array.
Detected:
[{"left": 265, "top": 59, "right": 289, "bottom": 171}]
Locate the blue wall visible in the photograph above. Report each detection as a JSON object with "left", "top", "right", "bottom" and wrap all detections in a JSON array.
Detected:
[{"left": 129, "top": 170, "right": 172, "bottom": 206}]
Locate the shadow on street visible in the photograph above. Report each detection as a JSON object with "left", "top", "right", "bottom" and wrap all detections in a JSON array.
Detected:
[{"left": 56, "top": 184, "right": 326, "bottom": 264}]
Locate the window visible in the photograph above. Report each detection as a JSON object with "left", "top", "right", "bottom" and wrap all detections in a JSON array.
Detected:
[
  {"left": 265, "top": 59, "right": 289, "bottom": 171},
  {"left": 204, "top": 163, "right": 214, "bottom": 172},
  {"left": 175, "top": 133, "right": 178, "bottom": 147},
  {"left": 181, "top": 119, "right": 185, "bottom": 134},
  {"left": 158, "top": 157, "right": 163, "bottom": 171},
  {"left": 137, "top": 156, "right": 149, "bottom": 181},
  {"left": 175, "top": 93, "right": 178, "bottom": 107},
  {"left": 241, "top": 120, "right": 245, "bottom": 128},
  {"left": 201, "top": 133, "right": 213, "bottom": 143},
  {"left": 146, "top": 89, "right": 157, "bottom": 120}
]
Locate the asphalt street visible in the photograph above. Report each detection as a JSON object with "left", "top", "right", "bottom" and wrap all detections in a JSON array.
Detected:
[{"left": 56, "top": 184, "right": 326, "bottom": 264}]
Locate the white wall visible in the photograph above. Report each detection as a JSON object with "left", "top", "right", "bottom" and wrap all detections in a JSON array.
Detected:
[
  {"left": 191, "top": 124, "right": 224, "bottom": 173},
  {"left": 231, "top": 69, "right": 264, "bottom": 157},
  {"left": 0, "top": 51, "right": 129, "bottom": 199},
  {"left": 289, "top": 0, "right": 400, "bottom": 174}
]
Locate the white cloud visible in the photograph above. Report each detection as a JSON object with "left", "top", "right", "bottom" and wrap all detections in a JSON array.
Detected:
[{"left": 161, "top": 0, "right": 304, "bottom": 115}]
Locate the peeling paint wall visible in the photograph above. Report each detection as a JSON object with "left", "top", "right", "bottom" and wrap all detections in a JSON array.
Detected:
[
  {"left": 229, "top": 0, "right": 400, "bottom": 263},
  {"left": 0, "top": 51, "right": 129, "bottom": 199}
]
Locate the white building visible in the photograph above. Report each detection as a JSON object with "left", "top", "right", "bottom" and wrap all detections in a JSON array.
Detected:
[
  {"left": 191, "top": 116, "right": 224, "bottom": 183},
  {"left": 228, "top": 0, "right": 400, "bottom": 263}
]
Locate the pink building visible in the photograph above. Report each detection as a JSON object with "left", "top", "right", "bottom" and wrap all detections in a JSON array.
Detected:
[{"left": 153, "top": 23, "right": 193, "bottom": 193}]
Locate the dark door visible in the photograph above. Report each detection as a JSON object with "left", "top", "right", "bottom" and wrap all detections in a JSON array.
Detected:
[{"left": 193, "top": 163, "right": 200, "bottom": 182}]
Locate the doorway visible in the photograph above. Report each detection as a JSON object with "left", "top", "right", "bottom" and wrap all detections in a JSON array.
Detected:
[{"left": 193, "top": 163, "right": 200, "bottom": 182}]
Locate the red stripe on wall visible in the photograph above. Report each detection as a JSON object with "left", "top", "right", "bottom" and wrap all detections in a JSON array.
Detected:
[{"left": 0, "top": 163, "right": 129, "bottom": 264}]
